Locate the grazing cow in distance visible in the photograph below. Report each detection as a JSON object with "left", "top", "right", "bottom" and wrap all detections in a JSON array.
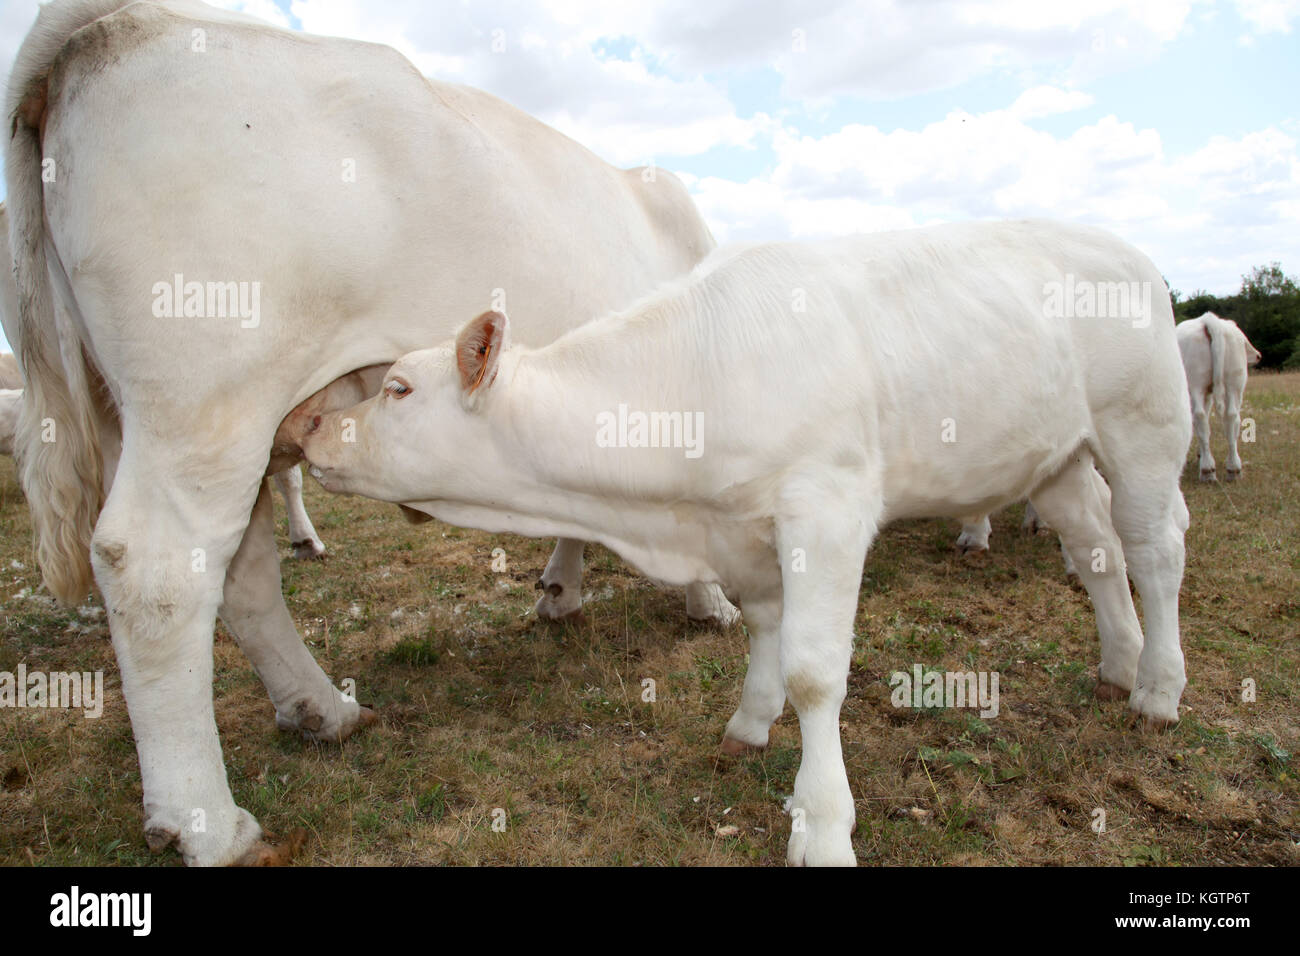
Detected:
[
  {"left": 1176, "top": 312, "right": 1262, "bottom": 481},
  {"left": 10, "top": 0, "right": 731, "bottom": 865},
  {"left": 303, "top": 220, "right": 1193, "bottom": 866},
  {"left": 0, "top": 389, "right": 21, "bottom": 456},
  {"left": 0, "top": 353, "right": 21, "bottom": 390}
]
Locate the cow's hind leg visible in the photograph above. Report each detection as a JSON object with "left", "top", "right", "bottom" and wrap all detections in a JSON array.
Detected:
[
  {"left": 273, "top": 465, "right": 325, "bottom": 559},
  {"left": 221, "top": 479, "right": 373, "bottom": 742},
  {"left": 1191, "top": 390, "right": 1216, "bottom": 481},
  {"left": 534, "top": 537, "right": 585, "bottom": 620},
  {"left": 1223, "top": 389, "right": 1244, "bottom": 480},
  {"left": 94, "top": 447, "right": 279, "bottom": 865},
  {"left": 1029, "top": 451, "right": 1143, "bottom": 698}
]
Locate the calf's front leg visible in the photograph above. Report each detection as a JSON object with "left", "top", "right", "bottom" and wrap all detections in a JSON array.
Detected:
[{"left": 775, "top": 499, "right": 873, "bottom": 866}]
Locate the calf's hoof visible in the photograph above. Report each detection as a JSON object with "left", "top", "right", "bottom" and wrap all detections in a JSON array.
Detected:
[
  {"left": 720, "top": 735, "right": 767, "bottom": 756},
  {"left": 1128, "top": 683, "right": 1181, "bottom": 728},
  {"left": 1199, "top": 468, "right": 1217, "bottom": 482},
  {"left": 232, "top": 828, "right": 307, "bottom": 867},
  {"left": 291, "top": 538, "right": 326, "bottom": 560},
  {"left": 1094, "top": 680, "right": 1129, "bottom": 701},
  {"left": 1224, "top": 468, "right": 1241, "bottom": 482}
]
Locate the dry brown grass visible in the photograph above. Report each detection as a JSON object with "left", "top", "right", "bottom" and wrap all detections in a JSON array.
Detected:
[{"left": 1, "top": 373, "right": 1297, "bottom": 866}]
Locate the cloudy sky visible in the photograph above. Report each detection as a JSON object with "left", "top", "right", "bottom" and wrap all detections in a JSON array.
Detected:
[{"left": 2, "top": 0, "right": 1298, "bottom": 299}]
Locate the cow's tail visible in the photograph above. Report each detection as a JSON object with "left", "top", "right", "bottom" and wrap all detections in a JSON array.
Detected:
[
  {"left": 5, "top": 0, "right": 129, "bottom": 604},
  {"left": 1205, "top": 315, "right": 1228, "bottom": 418}
]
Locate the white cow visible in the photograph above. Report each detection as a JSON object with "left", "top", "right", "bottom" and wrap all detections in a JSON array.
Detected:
[
  {"left": 1176, "top": 312, "right": 1262, "bottom": 481},
  {"left": 1, "top": 200, "right": 325, "bottom": 554},
  {"left": 302, "top": 222, "right": 1194, "bottom": 867},
  {"left": 8, "top": 0, "right": 730, "bottom": 865},
  {"left": 0, "top": 389, "right": 22, "bottom": 456}
]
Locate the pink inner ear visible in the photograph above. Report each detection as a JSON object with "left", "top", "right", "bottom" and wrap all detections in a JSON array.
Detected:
[{"left": 457, "top": 312, "right": 501, "bottom": 393}]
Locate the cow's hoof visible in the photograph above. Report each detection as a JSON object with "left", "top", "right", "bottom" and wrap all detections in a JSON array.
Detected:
[
  {"left": 1094, "top": 680, "right": 1129, "bottom": 701},
  {"left": 232, "top": 828, "right": 307, "bottom": 867},
  {"left": 720, "top": 735, "right": 766, "bottom": 756},
  {"left": 344, "top": 705, "right": 378, "bottom": 738},
  {"left": 291, "top": 538, "right": 326, "bottom": 560},
  {"left": 535, "top": 601, "right": 586, "bottom": 626},
  {"left": 1225, "top": 468, "right": 1241, "bottom": 482},
  {"left": 689, "top": 608, "right": 742, "bottom": 629},
  {"left": 144, "top": 823, "right": 181, "bottom": 854},
  {"left": 1199, "top": 468, "right": 1217, "bottom": 482},
  {"left": 534, "top": 579, "right": 583, "bottom": 621},
  {"left": 1066, "top": 571, "right": 1085, "bottom": 592}
]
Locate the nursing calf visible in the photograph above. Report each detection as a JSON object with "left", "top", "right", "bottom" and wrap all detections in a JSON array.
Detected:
[
  {"left": 304, "top": 221, "right": 1193, "bottom": 866},
  {"left": 1176, "top": 312, "right": 1261, "bottom": 481}
]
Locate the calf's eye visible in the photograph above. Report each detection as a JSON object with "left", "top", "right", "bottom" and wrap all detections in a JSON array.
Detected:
[{"left": 385, "top": 378, "right": 412, "bottom": 399}]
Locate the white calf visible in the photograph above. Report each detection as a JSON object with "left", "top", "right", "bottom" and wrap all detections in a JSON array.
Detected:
[
  {"left": 1176, "top": 313, "right": 1262, "bottom": 481},
  {"left": 303, "top": 221, "right": 1193, "bottom": 866}
]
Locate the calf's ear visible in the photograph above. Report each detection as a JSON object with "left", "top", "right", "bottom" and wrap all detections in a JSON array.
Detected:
[{"left": 455, "top": 310, "right": 509, "bottom": 404}]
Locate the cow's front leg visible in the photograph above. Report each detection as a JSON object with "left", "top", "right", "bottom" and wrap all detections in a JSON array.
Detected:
[
  {"left": 722, "top": 597, "right": 783, "bottom": 752},
  {"left": 955, "top": 515, "right": 991, "bottom": 552},
  {"left": 685, "top": 581, "right": 741, "bottom": 626},
  {"left": 221, "top": 479, "right": 372, "bottom": 742},
  {"left": 534, "top": 537, "right": 585, "bottom": 619},
  {"left": 776, "top": 496, "right": 872, "bottom": 867},
  {"left": 273, "top": 465, "right": 325, "bottom": 559},
  {"left": 94, "top": 450, "right": 281, "bottom": 865}
]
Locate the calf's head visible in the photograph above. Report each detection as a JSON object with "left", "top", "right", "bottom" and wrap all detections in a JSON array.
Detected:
[{"left": 301, "top": 310, "right": 511, "bottom": 507}]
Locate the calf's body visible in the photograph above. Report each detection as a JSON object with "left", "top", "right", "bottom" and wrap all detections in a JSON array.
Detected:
[{"left": 304, "top": 221, "right": 1193, "bottom": 865}]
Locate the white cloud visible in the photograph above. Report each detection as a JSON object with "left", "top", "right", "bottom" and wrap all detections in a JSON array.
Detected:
[
  {"left": 1008, "top": 85, "right": 1096, "bottom": 119},
  {"left": 689, "top": 96, "right": 1300, "bottom": 293},
  {"left": 1232, "top": 0, "right": 1300, "bottom": 32}
]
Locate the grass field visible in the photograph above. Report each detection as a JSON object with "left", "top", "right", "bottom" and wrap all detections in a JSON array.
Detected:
[{"left": 1, "top": 373, "right": 1297, "bottom": 866}]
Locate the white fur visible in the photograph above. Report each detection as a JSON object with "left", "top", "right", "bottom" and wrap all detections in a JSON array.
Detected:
[
  {"left": 1176, "top": 312, "right": 1261, "bottom": 481},
  {"left": 304, "top": 220, "right": 1195, "bottom": 866}
]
